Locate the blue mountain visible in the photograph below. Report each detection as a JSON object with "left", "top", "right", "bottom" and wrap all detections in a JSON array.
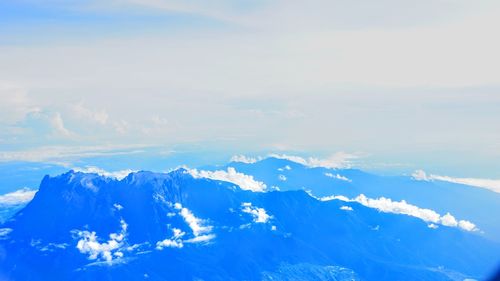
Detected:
[
  {"left": 222, "top": 157, "right": 500, "bottom": 242},
  {"left": 1, "top": 164, "right": 499, "bottom": 280}
]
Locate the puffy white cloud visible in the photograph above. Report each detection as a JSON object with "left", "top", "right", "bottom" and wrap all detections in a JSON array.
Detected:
[
  {"left": 75, "top": 219, "right": 128, "bottom": 262},
  {"left": 187, "top": 167, "right": 267, "bottom": 192},
  {"left": 458, "top": 220, "right": 477, "bottom": 232},
  {"left": 230, "top": 155, "right": 260, "bottom": 164},
  {"left": 241, "top": 202, "right": 271, "bottom": 223},
  {"left": 440, "top": 212, "right": 458, "bottom": 227},
  {"left": 73, "top": 166, "right": 135, "bottom": 180},
  {"left": 156, "top": 228, "right": 185, "bottom": 250},
  {"left": 269, "top": 152, "right": 360, "bottom": 169},
  {"left": 412, "top": 170, "right": 500, "bottom": 194},
  {"left": 0, "top": 188, "right": 37, "bottom": 206},
  {"left": 156, "top": 239, "right": 183, "bottom": 249},
  {"left": 340, "top": 206, "right": 353, "bottom": 211},
  {"left": 278, "top": 174, "right": 287, "bottom": 181},
  {"left": 324, "top": 172, "right": 352, "bottom": 182},
  {"left": 320, "top": 194, "right": 478, "bottom": 232},
  {"left": 428, "top": 223, "right": 438, "bottom": 229}
]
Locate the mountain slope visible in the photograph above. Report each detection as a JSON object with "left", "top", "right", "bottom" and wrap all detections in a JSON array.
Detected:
[{"left": 0, "top": 168, "right": 498, "bottom": 280}]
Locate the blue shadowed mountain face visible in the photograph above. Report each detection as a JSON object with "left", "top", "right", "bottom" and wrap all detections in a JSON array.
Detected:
[
  {"left": 0, "top": 159, "right": 499, "bottom": 281},
  {"left": 221, "top": 157, "right": 500, "bottom": 242}
]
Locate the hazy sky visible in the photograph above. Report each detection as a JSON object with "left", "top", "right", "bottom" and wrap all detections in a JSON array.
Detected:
[{"left": 0, "top": 0, "right": 499, "bottom": 177}]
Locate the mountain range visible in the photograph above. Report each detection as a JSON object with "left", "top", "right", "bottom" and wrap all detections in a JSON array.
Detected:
[{"left": 0, "top": 157, "right": 499, "bottom": 280}]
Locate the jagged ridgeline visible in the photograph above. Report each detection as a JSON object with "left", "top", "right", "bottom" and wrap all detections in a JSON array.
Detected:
[{"left": 0, "top": 160, "right": 499, "bottom": 280}]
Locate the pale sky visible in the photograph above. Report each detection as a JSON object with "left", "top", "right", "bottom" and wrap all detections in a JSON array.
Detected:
[{"left": 0, "top": 0, "right": 499, "bottom": 177}]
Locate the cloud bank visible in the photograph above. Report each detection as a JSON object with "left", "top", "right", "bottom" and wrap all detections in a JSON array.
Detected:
[
  {"left": 0, "top": 188, "right": 37, "bottom": 206},
  {"left": 269, "top": 152, "right": 359, "bottom": 169},
  {"left": 321, "top": 194, "right": 478, "bottom": 232},
  {"left": 73, "top": 166, "right": 135, "bottom": 180},
  {"left": 188, "top": 167, "right": 267, "bottom": 192},
  {"left": 412, "top": 170, "right": 500, "bottom": 193}
]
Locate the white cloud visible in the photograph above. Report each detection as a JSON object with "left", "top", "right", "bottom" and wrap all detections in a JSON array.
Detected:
[
  {"left": 178, "top": 207, "right": 212, "bottom": 236},
  {"left": 340, "top": 205, "right": 353, "bottom": 211},
  {"left": 75, "top": 219, "right": 128, "bottom": 262},
  {"left": 412, "top": 170, "right": 500, "bottom": 193},
  {"left": 73, "top": 166, "right": 135, "bottom": 180},
  {"left": 278, "top": 174, "right": 287, "bottom": 181},
  {"left": 241, "top": 202, "right": 271, "bottom": 223},
  {"left": 458, "top": 220, "right": 477, "bottom": 232},
  {"left": 173, "top": 203, "right": 214, "bottom": 244},
  {"left": 0, "top": 228, "right": 13, "bottom": 240},
  {"left": 230, "top": 155, "right": 260, "bottom": 164},
  {"left": 277, "top": 165, "right": 292, "bottom": 172},
  {"left": 320, "top": 194, "right": 478, "bottom": 232},
  {"left": 0, "top": 188, "right": 37, "bottom": 206},
  {"left": 156, "top": 228, "right": 185, "bottom": 250},
  {"left": 187, "top": 167, "right": 267, "bottom": 192},
  {"left": 324, "top": 172, "right": 352, "bottom": 182},
  {"left": 184, "top": 234, "right": 216, "bottom": 243},
  {"left": 156, "top": 239, "right": 183, "bottom": 249},
  {"left": 440, "top": 212, "right": 458, "bottom": 227},
  {"left": 269, "top": 152, "right": 360, "bottom": 169}
]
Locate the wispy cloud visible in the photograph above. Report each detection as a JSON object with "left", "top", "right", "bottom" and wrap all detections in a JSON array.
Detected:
[
  {"left": 72, "top": 102, "right": 109, "bottom": 125},
  {"left": 270, "top": 152, "right": 361, "bottom": 169},
  {"left": 49, "top": 112, "right": 73, "bottom": 137},
  {"left": 0, "top": 144, "right": 149, "bottom": 163},
  {"left": 412, "top": 170, "right": 500, "bottom": 194}
]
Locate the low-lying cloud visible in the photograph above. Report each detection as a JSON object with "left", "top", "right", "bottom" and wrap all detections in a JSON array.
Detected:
[
  {"left": 321, "top": 194, "right": 478, "bottom": 232},
  {"left": 412, "top": 170, "right": 500, "bottom": 194},
  {"left": 188, "top": 167, "right": 267, "bottom": 192},
  {"left": 269, "top": 152, "right": 360, "bottom": 169},
  {"left": 241, "top": 202, "right": 271, "bottom": 223},
  {"left": 0, "top": 188, "right": 37, "bottom": 206},
  {"left": 73, "top": 166, "right": 135, "bottom": 180}
]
